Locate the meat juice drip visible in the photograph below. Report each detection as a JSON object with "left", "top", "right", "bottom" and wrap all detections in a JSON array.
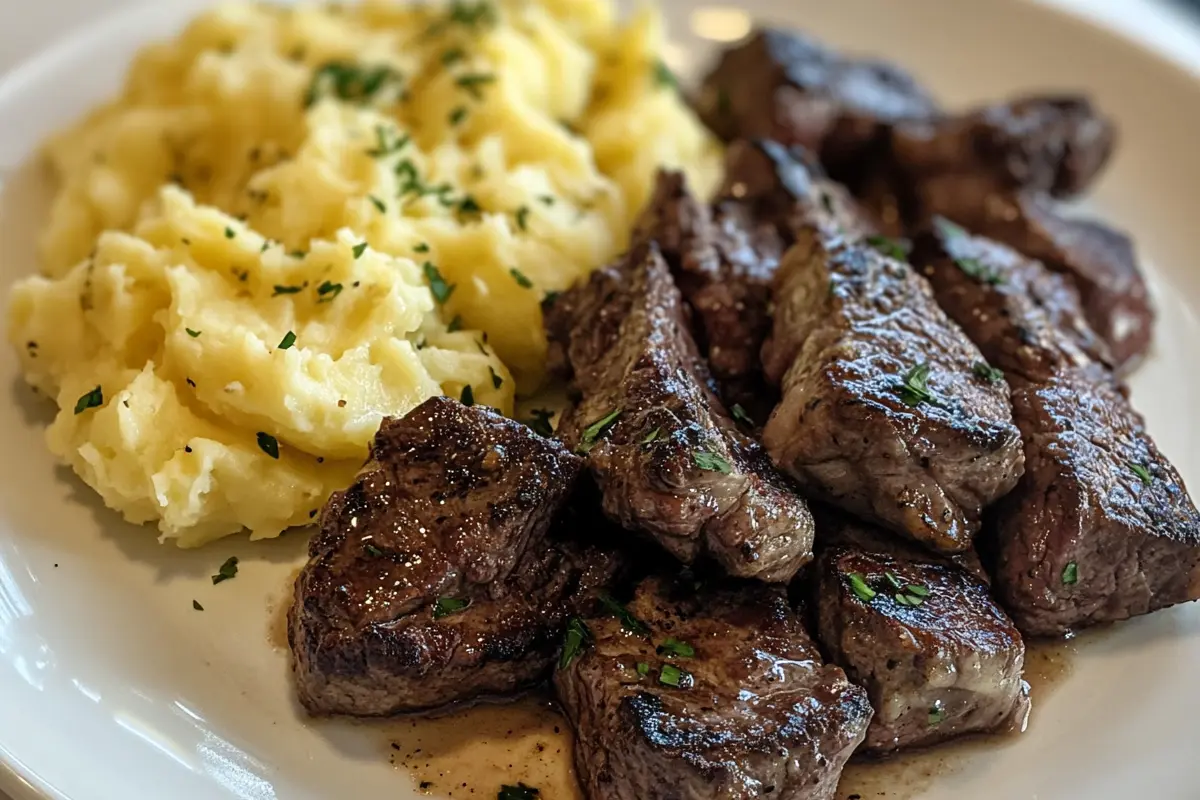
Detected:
[
  {"left": 835, "top": 637, "right": 1077, "bottom": 799},
  {"left": 386, "top": 695, "right": 581, "bottom": 799}
]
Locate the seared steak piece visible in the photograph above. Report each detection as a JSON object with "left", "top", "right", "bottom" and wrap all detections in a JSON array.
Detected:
[
  {"left": 914, "top": 222, "right": 1200, "bottom": 636},
  {"left": 636, "top": 140, "right": 872, "bottom": 411},
  {"left": 876, "top": 96, "right": 1150, "bottom": 372},
  {"left": 892, "top": 96, "right": 1115, "bottom": 199},
  {"left": 547, "top": 240, "right": 815, "bottom": 583},
  {"left": 554, "top": 575, "right": 872, "bottom": 800},
  {"left": 813, "top": 516, "right": 1029, "bottom": 753},
  {"left": 761, "top": 227, "right": 1025, "bottom": 553},
  {"left": 289, "top": 397, "right": 619, "bottom": 716},
  {"left": 696, "top": 28, "right": 938, "bottom": 175}
]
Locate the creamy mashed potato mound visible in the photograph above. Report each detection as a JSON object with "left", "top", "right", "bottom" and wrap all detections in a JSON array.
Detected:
[{"left": 6, "top": 0, "right": 722, "bottom": 546}]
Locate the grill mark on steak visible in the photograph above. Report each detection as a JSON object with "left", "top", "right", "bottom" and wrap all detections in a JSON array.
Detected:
[
  {"left": 636, "top": 140, "right": 873, "bottom": 415},
  {"left": 812, "top": 514, "right": 1029, "bottom": 753},
  {"left": 696, "top": 28, "right": 939, "bottom": 177},
  {"left": 913, "top": 223, "right": 1200, "bottom": 636},
  {"left": 554, "top": 575, "right": 872, "bottom": 800},
  {"left": 761, "top": 227, "right": 1025, "bottom": 553},
  {"left": 546, "top": 240, "right": 815, "bottom": 583},
  {"left": 870, "top": 96, "right": 1151, "bottom": 373},
  {"left": 288, "top": 397, "right": 621, "bottom": 716}
]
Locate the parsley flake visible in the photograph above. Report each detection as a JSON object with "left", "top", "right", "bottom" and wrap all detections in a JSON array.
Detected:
[
  {"left": 866, "top": 235, "right": 912, "bottom": 262},
  {"left": 304, "top": 61, "right": 404, "bottom": 109},
  {"left": 693, "top": 449, "right": 732, "bottom": 474},
  {"left": 186, "top": 328, "right": 202, "bottom": 338},
  {"left": 455, "top": 72, "right": 495, "bottom": 100},
  {"left": 192, "top": 600, "right": 204, "bottom": 611},
  {"left": 636, "top": 662, "right": 650, "bottom": 676},
  {"left": 847, "top": 572, "right": 876, "bottom": 603},
  {"left": 599, "top": 595, "right": 650, "bottom": 636},
  {"left": 368, "top": 194, "right": 387, "bottom": 213},
  {"left": 278, "top": 331, "right": 297, "bottom": 350},
  {"left": 656, "top": 638, "right": 695, "bottom": 658},
  {"left": 364, "top": 544, "right": 383, "bottom": 557},
  {"left": 489, "top": 366, "right": 503, "bottom": 389},
  {"left": 273, "top": 285, "right": 303, "bottom": 296},
  {"left": 1062, "top": 562, "right": 1079, "bottom": 586},
  {"left": 896, "top": 362, "right": 934, "bottom": 407},
  {"left": 658, "top": 663, "right": 692, "bottom": 688},
  {"left": 74, "top": 386, "right": 104, "bottom": 415},
  {"left": 460, "top": 385, "right": 475, "bottom": 406},
  {"left": 211, "top": 556, "right": 239, "bottom": 585},
  {"left": 447, "top": 314, "right": 464, "bottom": 333},
  {"left": 641, "top": 427, "right": 662, "bottom": 445},
  {"left": 577, "top": 408, "right": 622, "bottom": 454},
  {"left": 973, "top": 361, "right": 1004, "bottom": 384},
  {"left": 730, "top": 404, "right": 754, "bottom": 426},
  {"left": 257, "top": 432, "right": 280, "bottom": 459},
  {"left": 414, "top": 242, "right": 430, "bottom": 253},
  {"left": 653, "top": 59, "right": 677, "bottom": 90},
  {"left": 317, "top": 281, "right": 343, "bottom": 302},
  {"left": 225, "top": 227, "right": 236, "bottom": 239},
  {"left": 1128, "top": 462, "right": 1153, "bottom": 486},
  {"left": 954, "top": 256, "right": 1004, "bottom": 285},
  {"left": 424, "top": 262, "right": 456, "bottom": 303},
  {"left": 510, "top": 268, "right": 533, "bottom": 289},
  {"left": 526, "top": 408, "right": 555, "bottom": 438},
  {"left": 933, "top": 216, "right": 969, "bottom": 241},
  {"left": 352, "top": 242, "right": 368, "bottom": 259},
  {"left": 559, "top": 617, "right": 591, "bottom": 670},
  {"left": 515, "top": 205, "right": 530, "bottom": 231},
  {"left": 433, "top": 596, "right": 471, "bottom": 619},
  {"left": 448, "top": 106, "right": 469, "bottom": 126}
]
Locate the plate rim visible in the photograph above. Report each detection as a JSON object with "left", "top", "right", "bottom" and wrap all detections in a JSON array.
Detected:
[{"left": 2, "top": 0, "right": 1200, "bottom": 798}]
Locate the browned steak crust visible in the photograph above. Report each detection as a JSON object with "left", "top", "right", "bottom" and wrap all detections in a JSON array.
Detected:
[
  {"left": 289, "top": 397, "right": 618, "bottom": 715},
  {"left": 762, "top": 228, "right": 1025, "bottom": 553},
  {"left": 554, "top": 575, "right": 873, "bottom": 800},
  {"left": 547, "top": 241, "right": 815, "bottom": 583},
  {"left": 914, "top": 222, "right": 1200, "bottom": 635}
]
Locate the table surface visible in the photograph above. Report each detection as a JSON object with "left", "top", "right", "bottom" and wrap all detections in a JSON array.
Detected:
[{"left": 0, "top": 0, "right": 1198, "bottom": 798}]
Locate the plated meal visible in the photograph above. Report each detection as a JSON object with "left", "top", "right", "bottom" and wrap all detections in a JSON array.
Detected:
[{"left": 5, "top": 1, "right": 1199, "bottom": 799}]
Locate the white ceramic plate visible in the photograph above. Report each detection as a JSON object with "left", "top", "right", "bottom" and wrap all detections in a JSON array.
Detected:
[{"left": 5, "top": 1, "right": 1200, "bottom": 798}]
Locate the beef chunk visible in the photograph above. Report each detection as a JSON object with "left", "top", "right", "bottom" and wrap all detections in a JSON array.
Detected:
[
  {"left": 761, "top": 228, "right": 1025, "bottom": 553},
  {"left": 547, "top": 240, "right": 815, "bottom": 583},
  {"left": 697, "top": 28, "right": 938, "bottom": 175},
  {"left": 554, "top": 576, "right": 872, "bottom": 800},
  {"left": 875, "top": 96, "right": 1150, "bottom": 372},
  {"left": 289, "top": 397, "right": 619, "bottom": 716},
  {"left": 914, "top": 222, "right": 1200, "bottom": 635},
  {"left": 636, "top": 140, "right": 872, "bottom": 411},
  {"left": 814, "top": 517, "right": 1029, "bottom": 753},
  {"left": 891, "top": 95, "right": 1115, "bottom": 199}
]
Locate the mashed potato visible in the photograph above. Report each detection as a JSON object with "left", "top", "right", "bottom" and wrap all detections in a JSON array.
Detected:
[{"left": 6, "top": 0, "right": 722, "bottom": 546}]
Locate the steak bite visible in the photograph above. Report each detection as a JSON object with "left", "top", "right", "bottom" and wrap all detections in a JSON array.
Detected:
[
  {"left": 636, "top": 140, "right": 872, "bottom": 410},
  {"left": 289, "top": 397, "right": 619, "bottom": 716},
  {"left": 696, "top": 28, "right": 939, "bottom": 175},
  {"left": 914, "top": 222, "right": 1200, "bottom": 636},
  {"left": 761, "top": 227, "right": 1025, "bottom": 553},
  {"left": 879, "top": 96, "right": 1151, "bottom": 372},
  {"left": 813, "top": 516, "right": 1030, "bottom": 753},
  {"left": 547, "top": 240, "right": 815, "bottom": 583},
  {"left": 554, "top": 575, "right": 873, "bottom": 800}
]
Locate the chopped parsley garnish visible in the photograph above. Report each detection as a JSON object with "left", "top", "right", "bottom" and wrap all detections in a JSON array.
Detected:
[
  {"left": 541, "top": 290, "right": 561, "bottom": 308},
  {"left": 186, "top": 328, "right": 202, "bottom": 338},
  {"left": 866, "top": 235, "right": 911, "bottom": 262},
  {"left": 636, "top": 662, "right": 650, "bottom": 676},
  {"left": 489, "top": 366, "right": 503, "bottom": 389},
  {"left": 368, "top": 194, "right": 387, "bottom": 213},
  {"left": 257, "top": 432, "right": 280, "bottom": 459},
  {"left": 498, "top": 783, "right": 540, "bottom": 800},
  {"left": 441, "top": 47, "right": 466, "bottom": 66},
  {"left": 304, "top": 61, "right": 404, "bottom": 108},
  {"left": 433, "top": 596, "right": 471, "bottom": 619},
  {"left": 273, "top": 285, "right": 303, "bottom": 296},
  {"left": 365, "top": 125, "right": 409, "bottom": 158},
  {"left": 447, "top": 314, "right": 464, "bottom": 333},
  {"left": 414, "top": 242, "right": 431, "bottom": 253},
  {"left": 653, "top": 59, "right": 677, "bottom": 90},
  {"left": 658, "top": 663, "right": 692, "bottom": 688},
  {"left": 599, "top": 594, "right": 651, "bottom": 636},
  {"left": 192, "top": 600, "right": 204, "bottom": 611},
  {"left": 515, "top": 205, "right": 530, "bottom": 231},
  {"left": 972, "top": 361, "right": 1004, "bottom": 384},
  {"left": 893, "top": 583, "right": 929, "bottom": 607},
  {"left": 933, "top": 216, "right": 969, "bottom": 241},
  {"left": 364, "top": 544, "right": 384, "bottom": 557},
  {"left": 211, "top": 556, "right": 239, "bottom": 585},
  {"left": 526, "top": 408, "right": 555, "bottom": 438},
  {"left": 317, "top": 281, "right": 343, "bottom": 302},
  {"left": 352, "top": 242, "right": 368, "bottom": 259},
  {"left": 730, "top": 404, "right": 754, "bottom": 426},
  {"left": 225, "top": 227, "right": 236, "bottom": 239},
  {"left": 458, "top": 195, "right": 482, "bottom": 215},
  {"left": 847, "top": 572, "right": 877, "bottom": 603},
  {"left": 896, "top": 362, "right": 934, "bottom": 407},
  {"left": 278, "top": 331, "right": 297, "bottom": 350},
  {"left": 460, "top": 385, "right": 475, "bottom": 406},
  {"left": 577, "top": 408, "right": 622, "bottom": 454},
  {"left": 954, "top": 256, "right": 1004, "bottom": 285},
  {"left": 455, "top": 72, "right": 495, "bottom": 100},
  {"left": 693, "top": 449, "right": 732, "bottom": 474},
  {"left": 884, "top": 572, "right": 905, "bottom": 591},
  {"left": 656, "top": 638, "right": 695, "bottom": 659},
  {"left": 509, "top": 268, "right": 533, "bottom": 289},
  {"left": 423, "top": 262, "right": 456, "bottom": 303},
  {"left": 1062, "top": 562, "right": 1079, "bottom": 586},
  {"left": 1128, "top": 462, "right": 1153, "bottom": 486},
  {"left": 641, "top": 427, "right": 662, "bottom": 445},
  {"left": 74, "top": 386, "right": 104, "bottom": 415},
  {"left": 559, "top": 617, "right": 591, "bottom": 670},
  {"left": 538, "top": 194, "right": 555, "bottom": 206},
  {"left": 928, "top": 700, "right": 946, "bottom": 726},
  {"left": 448, "top": 106, "right": 469, "bottom": 126}
]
